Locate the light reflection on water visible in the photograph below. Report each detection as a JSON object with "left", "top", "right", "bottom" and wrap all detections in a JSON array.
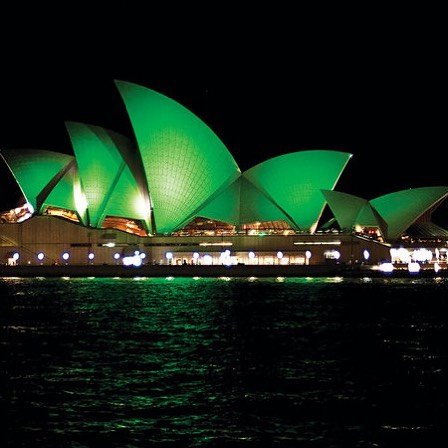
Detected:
[{"left": 1, "top": 277, "right": 448, "bottom": 446}]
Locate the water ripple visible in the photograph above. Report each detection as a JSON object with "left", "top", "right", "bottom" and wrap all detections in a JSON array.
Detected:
[{"left": 1, "top": 277, "right": 448, "bottom": 446}]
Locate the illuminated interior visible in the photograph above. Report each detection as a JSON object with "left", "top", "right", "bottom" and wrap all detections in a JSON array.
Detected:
[
  {"left": 0, "top": 203, "right": 34, "bottom": 224},
  {"left": 241, "top": 220, "right": 294, "bottom": 234},
  {"left": 354, "top": 225, "right": 384, "bottom": 241},
  {"left": 101, "top": 216, "right": 148, "bottom": 237},
  {"left": 173, "top": 217, "right": 235, "bottom": 236},
  {"left": 43, "top": 206, "right": 80, "bottom": 223},
  {"left": 172, "top": 218, "right": 295, "bottom": 236}
]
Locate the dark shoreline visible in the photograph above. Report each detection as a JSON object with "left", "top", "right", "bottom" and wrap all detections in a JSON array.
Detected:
[{"left": 0, "top": 264, "right": 445, "bottom": 278}]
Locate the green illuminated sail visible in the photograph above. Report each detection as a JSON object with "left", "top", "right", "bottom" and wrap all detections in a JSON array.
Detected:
[
  {"left": 357, "top": 203, "right": 387, "bottom": 230},
  {"left": 193, "top": 178, "right": 241, "bottom": 225},
  {"left": 115, "top": 80, "right": 240, "bottom": 234},
  {"left": 322, "top": 190, "right": 384, "bottom": 231},
  {"left": 240, "top": 177, "right": 292, "bottom": 225},
  {"left": 66, "top": 122, "right": 150, "bottom": 229},
  {"left": 370, "top": 186, "right": 448, "bottom": 240},
  {"left": 42, "top": 163, "right": 88, "bottom": 224},
  {"left": 244, "top": 150, "right": 351, "bottom": 232},
  {"left": 1, "top": 149, "right": 73, "bottom": 211}
]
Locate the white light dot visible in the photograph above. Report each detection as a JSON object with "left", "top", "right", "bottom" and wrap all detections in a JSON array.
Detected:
[
  {"left": 122, "top": 256, "right": 133, "bottom": 266},
  {"left": 379, "top": 262, "right": 394, "bottom": 273},
  {"left": 114, "top": 253, "right": 120, "bottom": 260},
  {"left": 248, "top": 251, "right": 255, "bottom": 259},
  {"left": 62, "top": 252, "right": 70, "bottom": 261},
  {"left": 37, "top": 252, "right": 44, "bottom": 261},
  {"left": 408, "top": 262, "right": 420, "bottom": 273},
  {"left": 166, "top": 252, "right": 173, "bottom": 260},
  {"left": 12, "top": 252, "right": 20, "bottom": 261},
  {"left": 88, "top": 253, "right": 95, "bottom": 260},
  {"left": 277, "top": 251, "right": 283, "bottom": 259},
  {"left": 203, "top": 254, "right": 213, "bottom": 265}
]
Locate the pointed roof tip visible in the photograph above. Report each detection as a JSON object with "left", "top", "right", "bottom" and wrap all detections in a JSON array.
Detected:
[
  {"left": 114, "top": 79, "right": 131, "bottom": 95},
  {"left": 114, "top": 79, "right": 131, "bottom": 89},
  {"left": 372, "top": 185, "right": 448, "bottom": 201},
  {"left": 65, "top": 121, "right": 131, "bottom": 142},
  {"left": 114, "top": 80, "right": 170, "bottom": 102},
  {"left": 66, "top": 121, "right": 117, "bottom": 137},
  {"left": 64, "top": 121, "right": 93, "bottom": 138},
  {"left": 65, "top": 121, "right": 99, "bottom": 132},
  {"left": 64, "top": 120, "right": 83, "bottom": 129}
]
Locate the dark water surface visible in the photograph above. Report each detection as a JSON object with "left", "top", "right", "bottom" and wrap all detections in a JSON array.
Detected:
[{"left": 1, "top": 276, "right": 448, "bottom": 447}]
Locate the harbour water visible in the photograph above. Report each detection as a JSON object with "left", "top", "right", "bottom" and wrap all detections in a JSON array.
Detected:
[{"left": 1, "top": 277, "right": 448, "bottom": 447}]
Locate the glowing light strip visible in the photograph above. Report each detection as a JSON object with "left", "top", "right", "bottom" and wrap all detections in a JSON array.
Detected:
[
  {"left": 294, "top": 241, "right": 341, "bottom": 245},
  {"left": 199, "top": 242, "right": 233, "bottom": 246}
]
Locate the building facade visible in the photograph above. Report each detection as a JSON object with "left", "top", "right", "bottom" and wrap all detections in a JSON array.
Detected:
[{"left": 1, "top": 81, "right": 447, "bottom": 270}]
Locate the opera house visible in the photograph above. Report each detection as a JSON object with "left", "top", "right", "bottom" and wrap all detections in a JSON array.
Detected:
[{"left": 1, "top": 81, "right": 447, "bottom": 271}]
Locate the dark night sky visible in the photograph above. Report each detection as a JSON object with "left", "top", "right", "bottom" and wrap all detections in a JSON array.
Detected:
[{"left": 1, "top": 18, "right": 446, "bottom": 225}]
